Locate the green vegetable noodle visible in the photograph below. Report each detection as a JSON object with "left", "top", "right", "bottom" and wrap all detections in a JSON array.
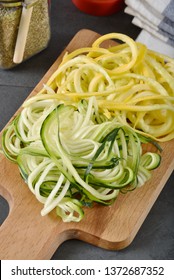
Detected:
[{"left": 1, "top": 96, "right": 161, "bottom": 222}]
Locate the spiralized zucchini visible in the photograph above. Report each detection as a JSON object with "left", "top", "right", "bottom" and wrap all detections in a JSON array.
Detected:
[
  {"left": 24, "top": 33, "right": 174, "bottom": 142},
  {"left": 2, "top": 97, "right": 161, "bottom": 222}
]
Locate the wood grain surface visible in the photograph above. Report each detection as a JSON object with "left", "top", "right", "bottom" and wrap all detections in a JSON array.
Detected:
[{"left": 0, "top": 29, "right": 173, "bottom": 260}]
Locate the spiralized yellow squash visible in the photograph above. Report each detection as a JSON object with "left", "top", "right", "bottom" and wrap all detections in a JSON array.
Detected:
[{"left": 24, "top": 33, "right": 174, "bottom": 142}]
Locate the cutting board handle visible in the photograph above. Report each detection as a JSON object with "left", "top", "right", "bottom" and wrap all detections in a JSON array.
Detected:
[{"left": 0, "top": 157, "right": 78, "bottom": 260}]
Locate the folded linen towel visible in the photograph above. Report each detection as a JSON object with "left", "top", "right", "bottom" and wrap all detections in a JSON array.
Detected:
[
  {"left": 125, "top": 2, "right": 174, "bottom": 37},
  {"left": 125, "top": 0, "right": 174, "bottom": 37},
  {"left": 132, "top": 17, "right": 174, "bottom": 47},
  {"left": 136, "top": 30, "right": 174, "bottom": 57},
  {"left": 125, "top": 0, "right": 174, "bottom": 57},
  {"left": 144, "top": 0, "right": 174, "bottom": 22}
]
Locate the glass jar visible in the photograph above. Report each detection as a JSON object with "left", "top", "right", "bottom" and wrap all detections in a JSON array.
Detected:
[{"left": 0, "top": 0, "right": 51, "bottom": 69}]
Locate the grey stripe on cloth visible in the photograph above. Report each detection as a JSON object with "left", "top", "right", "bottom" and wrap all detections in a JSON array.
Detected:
[
  {"left": 166, "top": 37, "right": 174, "bottom": 47},
  {"left": 159, "top": 17, "right": 174, "bottom": 36},
  {"left": 159, "top": 27, "right": 174, "bottom": 41},
  {"left": 167, "top": 38, "right": 174, "bottom": 47},
  {"left": 162, "top": 0, "right": 174, "bottom": 22}
]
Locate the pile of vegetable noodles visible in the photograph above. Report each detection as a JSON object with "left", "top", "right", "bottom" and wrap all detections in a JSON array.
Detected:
[
  {"left": 25, "top": 33, "right": 174, "bottom": 142},
  {"left": 1, "top": 32, "right": 174, "bottom": 222},
  {"left": 2, "top": 97, "right": 161, "bottom": 222}
]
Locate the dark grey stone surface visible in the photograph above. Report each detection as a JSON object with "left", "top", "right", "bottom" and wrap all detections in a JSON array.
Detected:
[{"left": 0, "top": 0, "right": 173, "bottom": 260}]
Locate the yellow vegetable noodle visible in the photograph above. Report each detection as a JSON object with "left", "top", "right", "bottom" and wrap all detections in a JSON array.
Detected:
[{"left": 24, "top": 32, "right": 174, "bottom": 142}]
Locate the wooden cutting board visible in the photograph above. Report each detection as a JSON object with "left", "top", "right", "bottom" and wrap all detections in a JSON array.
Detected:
[{"left": 0, "top": 29, "right": 174, "bottom": 260}]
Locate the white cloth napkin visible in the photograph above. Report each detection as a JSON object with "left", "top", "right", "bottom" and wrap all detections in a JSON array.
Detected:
[{"left": 125, "top": 0, "right": 174, "bottom": 57}]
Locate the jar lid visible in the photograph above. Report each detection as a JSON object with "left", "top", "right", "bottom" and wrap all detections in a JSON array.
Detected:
[
  {"left": 0, "top": 0, "right": 23, "bottom": 2},
  {"left": 0, "top": 0, "right": 23, "bottom": 5},
  {"left": 72, "top": 0, "right": 125, "bottom": 16}
]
